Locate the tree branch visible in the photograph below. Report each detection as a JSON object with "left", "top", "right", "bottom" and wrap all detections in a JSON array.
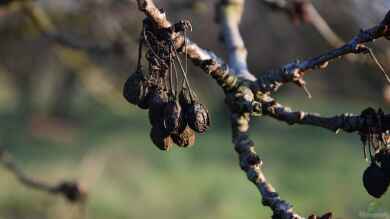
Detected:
[
  {"left": 231, "top": 113, "right": 303, "bottom": 219},
  {"left": 0, "top": 147, "right": 86, "bottom": 203},
  {"left": 136, "top": 0, "right": 304, "bottom": 218},
  {"left": 135, "top": 0, "right": 390, "bottom": 218},
  {"left": 216, "top": 0, "right": 257, "bottom": 81},
  {"left": 256, "top": 14, "right": 390, "bottom": 94},
  {"left": 258, "top": 95, "right": 390, "bottom": 133}
]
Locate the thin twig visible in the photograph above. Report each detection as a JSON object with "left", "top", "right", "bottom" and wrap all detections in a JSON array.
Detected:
[
  {"left": 0, "top": 147, "right": 86, "bottom": 203},
  {"left": 256, "top": 16, "right": 390, "bottom": 93}
]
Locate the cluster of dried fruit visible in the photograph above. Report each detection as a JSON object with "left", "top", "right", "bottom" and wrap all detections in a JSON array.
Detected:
[
  {"left": 359, "top": 108, "right": 390, "bottom": 198},
  {"left": 123, "top": 19, "right": 210, "bottom": 151},
  {"left": 363, "top": 149, "right": 390, "bottom": 198}
]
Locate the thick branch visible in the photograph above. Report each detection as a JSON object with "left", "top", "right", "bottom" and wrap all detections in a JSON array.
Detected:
[
  {"left": 256, "top": 13, "right": 390, "bottom": 93},
  {"left": 258, "top": 95, "right": 390, "bottom": 133},
  {"left": 137, "top": 0, "right": 171, "bottom": 29},
  {"left": 0, "top": 147, "right": 86, "bottom": 202},
  {"left": 231, "top": 113, "right": 303, "bottom": 219},
  {"left": 217, "top": 0, "right": 257, "bottom": 81}
]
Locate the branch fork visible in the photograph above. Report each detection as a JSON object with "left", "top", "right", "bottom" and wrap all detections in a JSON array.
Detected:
[{"left": 135, "top": 0, "right": 390, "bottom": 218}]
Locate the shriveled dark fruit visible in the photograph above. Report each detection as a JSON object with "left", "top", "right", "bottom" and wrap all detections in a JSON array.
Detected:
[
  {"left": 376, "top": 149, "right": 390, "bottom": 176},
  {"left": 362, "top": 162, "right": 390, "bottom": 198},
  {"left": 172, "top": 126, "right": 196, "bottom": 147},
  {"left": 179, "top": 88, "right": 195, "bottom": 108},
  {"left": 123, "top": 69, "right": 150, "bottom": 109},
  {"left": 150, "top": 126, "right": 173, "bottom": 151},
  {"left": 186, "top": 102, "right": 210, "bottom": 134},
  {"left": 163, "top": 101, "right": 186, "bottom": 134},
  {"left": 148, "top": 89, "right": 168, "bottom": 126}
]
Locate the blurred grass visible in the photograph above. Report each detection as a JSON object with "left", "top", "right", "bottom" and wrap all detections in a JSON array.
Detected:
[{"left": 0, "top": 95, "right": 390, "bottom": 219}]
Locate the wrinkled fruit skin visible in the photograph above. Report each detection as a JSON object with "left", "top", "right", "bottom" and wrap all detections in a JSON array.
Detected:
[
  {"left": 376, "top": 149, "right": 390, "bottom": 175},
  {"left": 179, "top": 88, "right": 194, "bottom": 108},
  {"left": 148, "top": 89, "right": 168, "bottom": 126},
  {"left": 172, "top": 126, "right": 196, "bottom": 147},
  {"left": 163, "top": 101, "right": 185, "bottom": 134},
  {"left": 123, "top": 70, "right": 150, "bottom": 109},
  {"left": 150, "top": 126, "right": 173, "bottom": 151},
  {"left": 186, "top": 103, "right": 210, "bottom": 134},
  {"left": 363, "top": 162, "right": 390, "bottom": 198}
]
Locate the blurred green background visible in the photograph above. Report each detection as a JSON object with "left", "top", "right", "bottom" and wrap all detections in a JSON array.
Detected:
[{"left": 0, "top": 0, "right": 390, "bottom": 219}]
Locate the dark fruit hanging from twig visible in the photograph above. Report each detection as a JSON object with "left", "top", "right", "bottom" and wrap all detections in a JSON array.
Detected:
[
  {"left": 362, "top": 162, "right": 390, "bottom": 198},
  {"left": 376, "top": 149, "right": 390, "bottom": 177},
  {"left": 122, "top": 19, "right": 211, "bottom": 151},
  {"left": 163, "top": 100, "right": 186, "bottom": 134},
  {"left": 186, "top": 102, "right": 210, "bottom": 134},
  {"left": 150, "top": 126, "right": 173, "bottom": 151},
  {"left": 123, "top": 69, "right": 150, "bottom": 109},
  {"left": 148, "top": 89, "right": 168, "bottom": 126},
  {"left": 179, "top": 87, "right": 195, "bottom": 108},
  {"left": 172, "top": 126, "right": 196, "bottom": 147}
]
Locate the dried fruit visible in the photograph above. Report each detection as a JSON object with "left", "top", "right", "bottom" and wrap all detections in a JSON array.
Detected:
[
  {"left": 362, "top": 162, "right": 390, "bottom": 198},
  {"left": 163, "top": 101, "right": 186, "bottom": 134},
  {"left": 123, "top": 69, "right": 150, "bottom": 109},
  {"left": 376, "top": 149, "right": 390, "bottom": 175},
  {"left": 179, "top": 88, "right": 195, "bottom": 108},
  {"left": 186, "top": 102, "right": 210, "bottom": 134},
  {"left": 172, "top": 126, "right": 196, "bottom": 147},
  {"left": 150, "top": 126, "right": 173, "bottom": 151},
  {"left": 148, "top": 89, "right": 168, "bottom": 126}
]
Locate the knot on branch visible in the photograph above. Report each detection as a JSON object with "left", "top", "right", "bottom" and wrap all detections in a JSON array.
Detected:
[
  {"left": 358, "top": 108, "right": 390, "bottom": 146},
  {"left": 256, "top": 61, "right": 312, "bottom": 96},
  {"left": 277, "top": 61, "right": 302, "bottom": 82},
  {"left": 225, "top": 85, "right": 264, "bottom": 115},
  {"left": 360, "top": 108, "right": 386, "bottom": 134},
  {"left": 52, "top": 181, "right": 87, "bottom": 203},
  {"left": 196, "top": 58, "right": 240, "bottom": 91}
]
